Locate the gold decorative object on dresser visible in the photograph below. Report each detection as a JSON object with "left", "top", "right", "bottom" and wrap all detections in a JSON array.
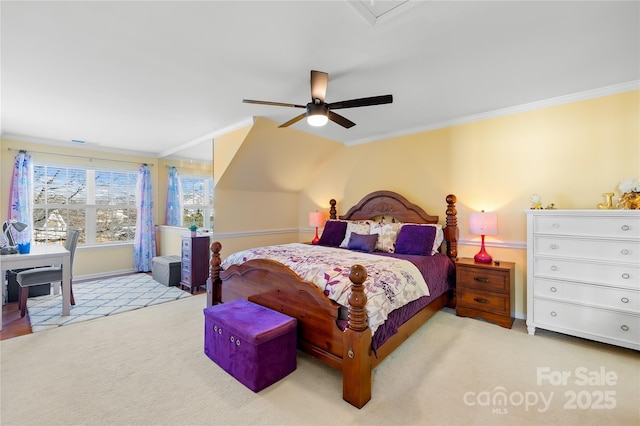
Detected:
[
  {"left": 525, "top": 209, "right": 640, "bottom": 351},
  {"left": 456, "top": 258, "right": 516, "bottom": 328}
]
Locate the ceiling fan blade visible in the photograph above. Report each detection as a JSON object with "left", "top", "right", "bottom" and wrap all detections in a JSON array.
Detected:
[
  {"left": 243, "top": 99, "right": 306, "bottom": 109},
  {"left": 310, "top": 70, "right": 328, "bottom": 102},
  {"left": 327, "top": 94, "right": 393, "bottom": 110},
  {"left": 328, "top": 111, "right": 356, "bottom": 128},
  {"left": 278, "top": 113, "right": 307, "bottom": 128}
]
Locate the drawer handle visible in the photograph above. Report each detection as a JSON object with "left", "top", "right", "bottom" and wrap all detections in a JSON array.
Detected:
[
  {"left": 621, "top": 297, "right": 629, "bottom": 303},
  {"left": 550, "top": 287, "right": 557, "bottom": 293},
  {"left": 550, "top": 244, "right": 559, "bottom": 249},
  {"left": 550, "top": 265, "right": 558, "bottom": 271},
  {"left": 621, "top": 325, "right": 629, "bottom": 332},
  {"left": 552, "top": 223, "right": 560, "bottom": 228},
  {"left": 621, "top": 225, "right": 630, "bottom": 231},
  {"left": 473, "top": 277, "right": 490, "bottom": 283},
  {"left": 622, "top": 273, "right": 630, "bottom": 279},
  {"left": 621, "top": 249, "right": 630, "bottom": 255},
  {"left": 473, "top": 297, "right": 490, "bottom": 304},
  {"left": 550, "top": 311, "right": 557, "bottom": 317}
]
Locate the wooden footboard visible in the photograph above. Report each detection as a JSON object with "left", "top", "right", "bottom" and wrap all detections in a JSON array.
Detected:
[{"left": 206, "top": 192, "right": 458, "bottom": 408}]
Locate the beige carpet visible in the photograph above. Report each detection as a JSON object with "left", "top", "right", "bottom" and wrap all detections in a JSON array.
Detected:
[{"left": 1, "top": 294, "right": 638, "bottom": 425}]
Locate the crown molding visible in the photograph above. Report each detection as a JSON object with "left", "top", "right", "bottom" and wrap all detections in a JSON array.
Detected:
[{"left": 347, "top": 80, "right": 640, "bottom": 146}]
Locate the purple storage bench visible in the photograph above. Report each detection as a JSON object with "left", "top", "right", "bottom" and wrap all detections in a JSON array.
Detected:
[{"left": 203, "top": 299, "right": 297, "bottom": 392}]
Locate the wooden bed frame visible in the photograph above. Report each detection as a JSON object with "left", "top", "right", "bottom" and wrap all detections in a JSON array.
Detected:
[{"left": 207, "top": 191, "right": 458, "bottom": 408}]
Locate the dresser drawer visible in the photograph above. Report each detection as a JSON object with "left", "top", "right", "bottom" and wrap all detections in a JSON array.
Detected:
[
  {"left": 533, "top": 298, "right": 640, "bottom": 347},
  {"left": 182, "top": 238, "right": 192, "bottom": 250},
  {"left": 532, "top": 278, "right": 640, "bottom": 313},
  {"left": 457, "top": 267, "right": 509, "bottom": 293},
  {"left": 457, "top": 287, "right": 509, "bottom": 316},
  {"left": 534, "top": 257, "right": 640, "bottom": 290},
  {"left": 534, "top": 236, "right": 640, "bottom": 265},
  {"left": 181, "top": 267, "right": 192, "bottom": 284},
  {"left": 534, "top": 215, "right": 640, "bottom": 239}
]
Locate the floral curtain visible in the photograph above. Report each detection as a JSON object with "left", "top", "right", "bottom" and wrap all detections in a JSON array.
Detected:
[
  {"left": 134, "top": 164, "right": 156, "bottom": 272},
  {"left": 165, "top": 166, "right": 183, "bottom": 226},
  {"left": 6, "top": 150, "right": 33, "bottom": 245}
]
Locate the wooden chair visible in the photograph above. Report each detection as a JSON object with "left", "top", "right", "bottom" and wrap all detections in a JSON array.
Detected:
[{"left": 16, "top": 229, "right": 80, "bottom": 318}]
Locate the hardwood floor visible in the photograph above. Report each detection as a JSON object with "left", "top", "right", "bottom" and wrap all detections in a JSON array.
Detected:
[{"left": 1, "top": 276, "right": 205, "bottom": 341}]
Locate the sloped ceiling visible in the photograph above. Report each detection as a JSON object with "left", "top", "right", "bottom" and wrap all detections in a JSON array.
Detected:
[{"left": 215, "top": 117, "right": 343, "bottom": 192}]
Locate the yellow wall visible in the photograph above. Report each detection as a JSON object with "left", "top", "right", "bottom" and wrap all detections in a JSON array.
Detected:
[{"left": 299, "top": 90, "right": 639, "bottom": 318}]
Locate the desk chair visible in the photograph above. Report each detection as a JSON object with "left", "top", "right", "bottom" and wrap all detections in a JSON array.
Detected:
[{"left": 16, "top": 229, "right": 80, "bottom": 318}]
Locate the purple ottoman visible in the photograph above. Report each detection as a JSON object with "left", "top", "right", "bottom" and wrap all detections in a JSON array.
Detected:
[{"left": 203, "top": 299, "right": 297, "bottom": 392}]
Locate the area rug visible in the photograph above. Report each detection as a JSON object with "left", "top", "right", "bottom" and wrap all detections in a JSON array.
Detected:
[{"left": 26, "top": 273, "right": 191, "bottom": 332}]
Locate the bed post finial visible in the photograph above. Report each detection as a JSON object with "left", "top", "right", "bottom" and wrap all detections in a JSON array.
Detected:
[
  {"left": 343, "top": 264, "right": 372, "bottom": 408},
  {"left": 207, "top": 242, "right": 222, "bottom": 306},
  {"left": 445, "top": 194, "right": 458, "bottom": 261},
  {"left": 347, "top": 264, "right": 368, "bottom": 331},
  {"left": 329, "top": 199, "right": 337, "bottom": 220}
]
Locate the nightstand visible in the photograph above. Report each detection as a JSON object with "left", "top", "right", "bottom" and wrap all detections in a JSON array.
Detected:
[{"left": 456, "top": 257, "right": 515, "bottom": 328}]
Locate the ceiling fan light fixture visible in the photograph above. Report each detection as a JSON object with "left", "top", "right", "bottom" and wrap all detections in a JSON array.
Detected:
[
  {"left": 306, "top": 103, "right": 329, "bottom": 127},
  {"left": 307, "top": 113, "right": 329, "bottom": 127}
]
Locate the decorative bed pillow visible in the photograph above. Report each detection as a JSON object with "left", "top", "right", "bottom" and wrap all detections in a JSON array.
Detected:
[
  {"left": 347, "top": 232, "right": 378, "bottom": 253},
  {"left": 394, "top": 224, "right": 437, "bottom": 256},
  {"left": 340, "top": 221, "right": 372, "bottom": 248},
  {"left": 369, "top": 221, "right": 403, "bottom": 252},
  {"left": 318, "top": 220, "right": 347, "bottom": 247}
]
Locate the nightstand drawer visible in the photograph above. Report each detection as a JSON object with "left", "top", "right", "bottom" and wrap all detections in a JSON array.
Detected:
[
  {"left": 457, "top": 287, "right": 509, "bottom": 316},
  {"left": 458, "top": 268, "right": 509, "bottom": 293}
]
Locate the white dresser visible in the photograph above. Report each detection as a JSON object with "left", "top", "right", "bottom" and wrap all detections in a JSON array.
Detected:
[{"left": 525, "top": 209, "right": 639, "bottom": 351}]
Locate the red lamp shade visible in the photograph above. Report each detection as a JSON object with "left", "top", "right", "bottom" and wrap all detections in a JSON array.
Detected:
[
  {"left": 309, "top": 212, "right": 324, "bottom": 244},
  {"left": 469, "top": 211, "right": 498, "bottom": 264}
]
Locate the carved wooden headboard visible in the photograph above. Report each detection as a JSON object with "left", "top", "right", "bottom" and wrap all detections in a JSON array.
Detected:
[{"left": 328, "top": 190, "right": 458, "bottom": 261}]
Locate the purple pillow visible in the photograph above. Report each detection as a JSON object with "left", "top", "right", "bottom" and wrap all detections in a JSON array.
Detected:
[
  {"left": 318, "top": 220, "right": 347, "bottom": 247},
  {"left": 394, "top": 224, "right": 436, "bottom": 256},
  {"left": 347, "top": 232, "right": 378, "bottom": 253}
]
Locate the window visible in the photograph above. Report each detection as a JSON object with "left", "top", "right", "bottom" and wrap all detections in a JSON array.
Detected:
[
  {"left": 181, "top": 176, "right": 214, "bottom": 229},
  {"left": 33, "top": 164, "right": 138, "bottom": 245}
]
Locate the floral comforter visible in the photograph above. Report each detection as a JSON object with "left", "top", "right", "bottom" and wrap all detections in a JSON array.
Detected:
[{"left": 221, "top": 243, "right": 430, "bottom": 335}]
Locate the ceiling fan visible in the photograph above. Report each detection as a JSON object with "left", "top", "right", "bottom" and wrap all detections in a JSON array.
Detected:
[{"left": 243, "top": 70, "right": 393, "bottom": 129}]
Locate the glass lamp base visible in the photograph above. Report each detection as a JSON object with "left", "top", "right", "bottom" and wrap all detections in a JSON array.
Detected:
[{"left": 474, "top": 237, "right": 493, "bottom": 263}]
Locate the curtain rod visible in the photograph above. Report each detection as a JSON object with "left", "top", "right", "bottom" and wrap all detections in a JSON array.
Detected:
[
  {"left": 166, "top": 165, "right": 211, "bottom": 172},
  {"left": 7, "top": 148, "right": 154, "bottom": 166}
]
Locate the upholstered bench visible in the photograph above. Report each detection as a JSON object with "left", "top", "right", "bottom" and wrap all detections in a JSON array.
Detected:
[
  {"left": 151, "top": 255, "right": 181, "bottom": 286},
  {"left": 203, "top": 299, "right": 297, "bottom": 392}
]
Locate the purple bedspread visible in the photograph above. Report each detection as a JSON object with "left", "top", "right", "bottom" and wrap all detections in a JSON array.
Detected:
[{"left": 337, "top": 252, "right": 455, "bottom": 351}]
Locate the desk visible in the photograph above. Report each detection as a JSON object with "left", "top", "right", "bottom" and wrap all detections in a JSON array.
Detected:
[{"left": 1, "top": 245, "right": 71, "bottom": 321}]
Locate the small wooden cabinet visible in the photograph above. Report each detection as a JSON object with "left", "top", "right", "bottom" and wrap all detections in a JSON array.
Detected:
[
  {"left": 180, "top": 235, "right": 210, "bottom": 293},
  {"left": 456, "top": 257, "right": 516, "bottom": 328}
]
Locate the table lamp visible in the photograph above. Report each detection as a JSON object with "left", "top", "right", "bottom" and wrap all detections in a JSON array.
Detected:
[
  {"left": 1, "top": 220, "right": 28, "bottom": 255},
  {"left": 309, "top": 212, "right": 324, "bottom": 245},
  {"left": 469, "top": 210, "right": 498, "bottom": 264}
]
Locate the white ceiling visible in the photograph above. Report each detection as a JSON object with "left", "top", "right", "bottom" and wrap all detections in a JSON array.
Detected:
[{"left": 2, "top": 1, "right": 638, "bottom": 162}]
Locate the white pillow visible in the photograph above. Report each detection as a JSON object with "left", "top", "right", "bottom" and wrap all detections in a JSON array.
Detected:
[
  {"left": 370, "top": 221, "right": 403, "bottom": 253},
  {"left": 340, "top": 221, "right": 372, "bottom": 248}
]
